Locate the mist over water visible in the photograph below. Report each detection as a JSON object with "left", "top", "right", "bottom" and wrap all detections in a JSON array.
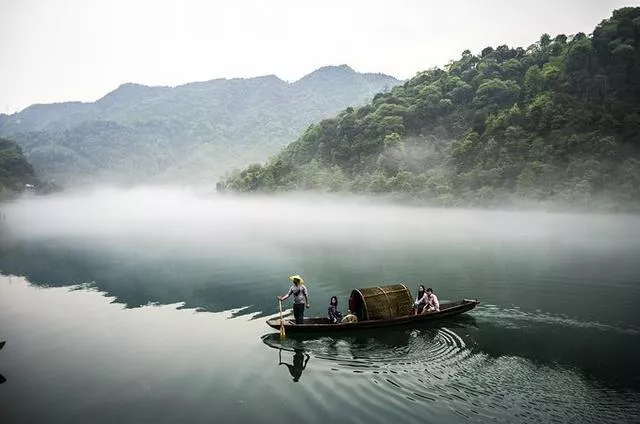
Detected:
[
  {"left": 4, "top": 185, "right": 639, "bottom": 250},
  {"left": 2, "top": 186, "right": 639, "bottom": 315},
  {"left": 10, "top": 186, "right": 488, "bottom": 244},
  {"left": 1, "top": 186, "right": 640, "bottom": 423}
]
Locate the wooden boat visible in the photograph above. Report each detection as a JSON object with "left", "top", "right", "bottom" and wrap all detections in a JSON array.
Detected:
[{"left": 267, "top": 283, "right": 479, "bottom": 334}]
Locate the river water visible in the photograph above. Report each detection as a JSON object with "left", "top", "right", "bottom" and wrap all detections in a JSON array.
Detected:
[{"left": 1, "top": 188, "right": 639, "bottom": 423}]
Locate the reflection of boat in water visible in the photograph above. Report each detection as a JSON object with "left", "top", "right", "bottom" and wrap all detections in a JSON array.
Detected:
[
  {"left": 0, "top": 340, "right": 5, "bottom": 384},
  {"left": 267, "top": 284, "right": 479, "bottom": 334},
  {"left": 262, "top": 326, "right": 428, "bottom": 353},
  {"left": 261, "top": 314, "right": 476, "bottom": 351},
  {"left": 261, "top": 318, "right": 476, "bottom": 380}
]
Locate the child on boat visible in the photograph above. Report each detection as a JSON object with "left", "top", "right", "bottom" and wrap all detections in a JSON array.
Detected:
[{"left": 327, "top": 296, "right": 343, "bottom": 323}]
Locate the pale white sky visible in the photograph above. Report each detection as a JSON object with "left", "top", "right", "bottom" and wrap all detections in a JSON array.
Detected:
[{"left": 0, "top": 0, "right": 635, "bottom": 113}]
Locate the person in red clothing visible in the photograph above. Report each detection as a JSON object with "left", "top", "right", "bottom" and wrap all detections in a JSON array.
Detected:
[{"left": 348, "top": 293, "right": 356, "bottom": 314}]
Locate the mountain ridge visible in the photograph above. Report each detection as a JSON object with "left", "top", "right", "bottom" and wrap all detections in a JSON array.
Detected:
[
  {"left": 219, "top": 7, "right": 640, "bottom": 212},
  {"left": 0, "top": 65, "right": 400, "bottom": 185}
]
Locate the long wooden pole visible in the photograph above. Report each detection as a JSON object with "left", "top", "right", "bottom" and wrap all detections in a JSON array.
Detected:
[{"left": 278, "top": 299, "right": 286, "bottom": 339}]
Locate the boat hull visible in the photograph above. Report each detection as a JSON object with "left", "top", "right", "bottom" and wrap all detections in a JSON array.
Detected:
[{"left": 266, "top": 299, "right": 479, "bottom": 333}]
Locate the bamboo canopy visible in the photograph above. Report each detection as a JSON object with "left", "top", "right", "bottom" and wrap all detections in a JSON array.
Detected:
[{"left": 350, "top": 283, "right": 414, "bottom": 321}]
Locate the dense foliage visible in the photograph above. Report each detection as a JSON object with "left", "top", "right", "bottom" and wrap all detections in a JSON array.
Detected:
[
  {"left": 220, "top": 8, "right": 640, "bottom": 212},
  {"left": 0, "top": 66, "right": 398, "bottom": 186},
  {"left": 0, "top": 137, "right": 39, "bottom": 197}
]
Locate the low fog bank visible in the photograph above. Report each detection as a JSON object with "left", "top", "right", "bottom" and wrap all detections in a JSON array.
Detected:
[
  {"left": 1, "top": 186, "right": 639, "bottom": 252},
  {"left": 2, "top": 186, "right": 639, "bottom": 318}
]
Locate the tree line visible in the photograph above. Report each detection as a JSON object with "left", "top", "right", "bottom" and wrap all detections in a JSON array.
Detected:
[{"left": 219, "top": 7, "right": 640, "bottom": 212}]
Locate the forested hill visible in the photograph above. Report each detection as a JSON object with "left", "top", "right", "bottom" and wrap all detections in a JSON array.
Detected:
[
  {"left": 0, "top": 65, "right": 399, "bottom": 186},
  {"left": 220, "top": 7, "right": 640, "bottom": 212},
  {"left": 0, "top": 137, "right": 39, "bottom": 197}
]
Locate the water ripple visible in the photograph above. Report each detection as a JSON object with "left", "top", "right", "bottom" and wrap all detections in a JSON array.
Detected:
[{"left": 262, "top": 322, "right": 640, "bottom": 424}]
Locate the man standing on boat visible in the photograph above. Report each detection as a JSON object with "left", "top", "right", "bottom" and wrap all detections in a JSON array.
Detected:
[{"left": 278, "top": 275, "right": 310, "bottom": 324}]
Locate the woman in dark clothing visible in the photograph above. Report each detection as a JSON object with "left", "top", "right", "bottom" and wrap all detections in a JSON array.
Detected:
[
  {"left": 413, "top": 285, "right": 427, "bottom": 315},
  {"left": 327, "top": 296, "right": 343, "bottom": 323}
]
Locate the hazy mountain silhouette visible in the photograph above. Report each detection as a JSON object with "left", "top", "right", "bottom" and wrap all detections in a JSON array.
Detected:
[{"left": 0, "top": 65, "right": 399, "bottom": 186}]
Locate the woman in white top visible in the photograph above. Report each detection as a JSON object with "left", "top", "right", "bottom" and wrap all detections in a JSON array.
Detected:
[
  {"left": 278, "top": 275, "right": 310, "bottom": 324},
  {"left": 425, "top": 287, "right": 440, "bottom": 312}
]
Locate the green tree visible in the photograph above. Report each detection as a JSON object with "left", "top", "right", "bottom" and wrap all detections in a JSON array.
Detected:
[{"left": 221, "top": 7, "right": 640, "bottom": 212}]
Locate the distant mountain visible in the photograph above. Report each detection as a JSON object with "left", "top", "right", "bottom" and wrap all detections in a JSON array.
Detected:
[
  {"left": 220, "top": 7, "right": 640, "bottom": 212},
  {"left": 0, "top": 65, "right": 399, "bottom": 186}
]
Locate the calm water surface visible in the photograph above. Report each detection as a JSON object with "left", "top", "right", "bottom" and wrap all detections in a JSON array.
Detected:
[{"left": 1, "top": 188, "right": 639, "bottom": 424}]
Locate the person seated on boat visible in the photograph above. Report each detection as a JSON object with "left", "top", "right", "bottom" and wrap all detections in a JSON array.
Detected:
[
  {"left": 347, "top": 293, "right": 364, "bottom": 321},
  {"left": 413, "top": 285, "right": 427, "bottom": 315},
  {"left": 327, "top": 296, "right": 343, "bottom": 324},
  {"left": 424, "top": 287, "right": 440, "bottom": 313},
  {"left": 348, "top": 293, "right": 356, "bottom": 315}
]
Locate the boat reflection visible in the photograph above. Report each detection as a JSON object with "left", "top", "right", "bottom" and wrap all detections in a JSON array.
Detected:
[
  {"left": 0, "top": 340, "right": 5, "bottom": 385},
  {"left": 262, "top": 314, "right": 477, "bottom": 351},
  {"left": 261, "top": 318, "right": 475, "bottom": 382}
]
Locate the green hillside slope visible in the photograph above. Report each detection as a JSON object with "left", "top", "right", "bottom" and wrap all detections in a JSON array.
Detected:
[
  {"left": 220, "top": 8, "right": 640, "bottom": 212},
  {"left": 0, "top": 137, "right": 40, "bottom": 197}
]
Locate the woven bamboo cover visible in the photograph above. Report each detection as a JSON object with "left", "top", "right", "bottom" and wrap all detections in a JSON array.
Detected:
[{"left": 355, "top": 283, "right": 413, "bottom": 320}]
